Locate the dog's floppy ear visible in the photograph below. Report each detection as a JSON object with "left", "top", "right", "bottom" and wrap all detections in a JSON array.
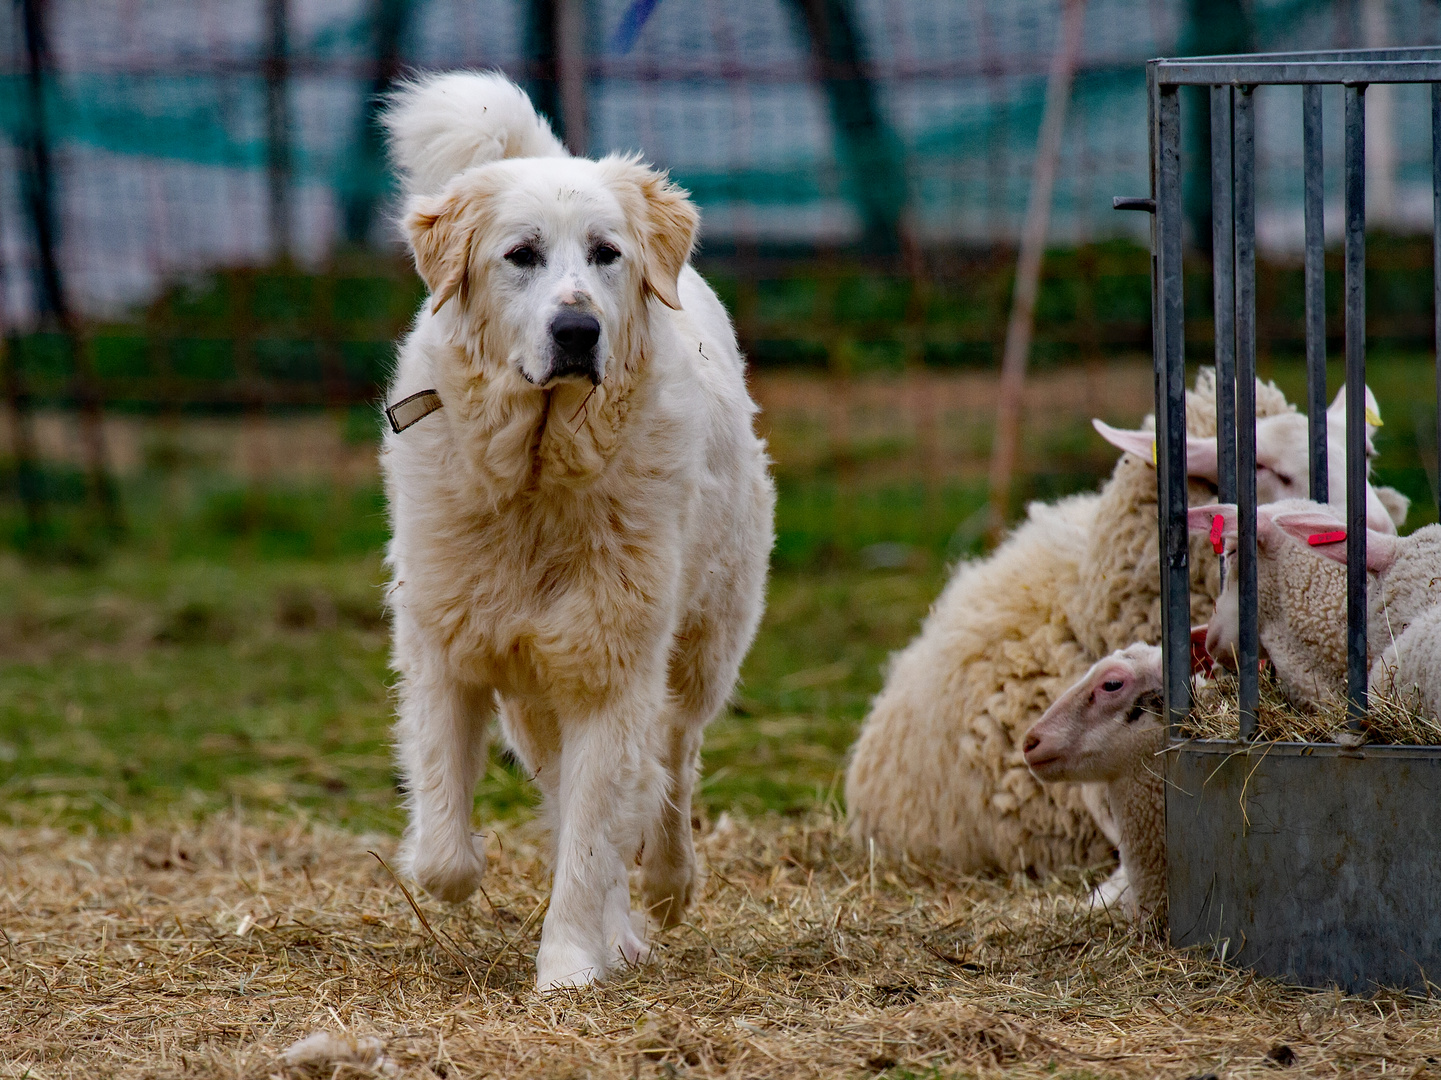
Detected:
[
  {"left": 404, "top": 187, "right": 479, "bottom": 313},
  {"left": 602, "top": 156, "right": 698, "bottom": 310},
  {"left": 637, "top": 170, "right": 698, "bottom": 310}
]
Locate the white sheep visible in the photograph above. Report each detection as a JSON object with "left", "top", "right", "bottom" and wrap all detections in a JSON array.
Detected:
[
  {"left": 1285, "top": 515, "right": 1441, "bottom": 712},
  {"left": 846, "top": 370, "right": 1410, "bottom": 876},
  {"left": 1194, "top": 505, "right": 1441, "bottom": 713},
  {"left": 1188, "top": 500, "right": 1350, "bottom": 708},
  {"left": 845, "top": 371, "right": 1299, "bottom": 875},
  {"left": 1098, "top": 383, "right": 1401, "bottom": 540},
  {"left": 1022, "top": 644, "right": 1167, "bottom": 920},
  {"left": 1371, "top": 606, "right": 1441, "bottom": 721}
]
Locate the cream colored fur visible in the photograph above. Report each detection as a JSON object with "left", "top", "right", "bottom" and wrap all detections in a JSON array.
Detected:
[
  {"left": 1023, "top": 644, "right": 1167, "bottom": 920},
  {"left": 382, "top": 73, "right": 775, "bottom": 991},
  {"left": 845, "top": 372, "right": 1296, "bottom": 875}
]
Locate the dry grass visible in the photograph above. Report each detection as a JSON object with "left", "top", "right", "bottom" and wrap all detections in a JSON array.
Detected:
[
  {"left": 4, "top": 812, "right": 1441, "bottom": 1079},
  {"left": 1184, "top": 669, "right": 1441, "bottom": 746}
]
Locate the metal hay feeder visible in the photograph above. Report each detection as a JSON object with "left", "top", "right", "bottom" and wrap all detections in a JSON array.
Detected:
[{"left": 1128, "top": 47, "right": 1441, "bottom": 994}]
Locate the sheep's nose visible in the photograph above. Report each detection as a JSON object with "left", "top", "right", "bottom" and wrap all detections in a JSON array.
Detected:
[
  {"left": 551, "top": 310, "right": 600, "bottom": 357},
  {"left": 1022, "top": 731, "right": 1041, "bottom": 755}
]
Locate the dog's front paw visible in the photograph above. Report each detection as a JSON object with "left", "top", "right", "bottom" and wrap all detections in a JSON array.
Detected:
[
  {"left": 604, "top": 887, "right": 651, "bottom": 968},
  {"left": 404, "top": 831, "right": 486, "bottom": 903},
  {"left": 535, "top": 938, "right": 605, "bottom": 991},
  {"left": 610, "top": 910, "right": 650, "bottom": 968}
]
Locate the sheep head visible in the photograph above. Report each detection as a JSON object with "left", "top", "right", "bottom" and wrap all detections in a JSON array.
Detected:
[{"left": 1023, "top": 644, "right": 1165, "bottom": 785}]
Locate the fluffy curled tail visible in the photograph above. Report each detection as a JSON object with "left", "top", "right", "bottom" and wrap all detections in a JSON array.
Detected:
[{"left": 382, "top": 71, "right": 567, "bottom": 199}]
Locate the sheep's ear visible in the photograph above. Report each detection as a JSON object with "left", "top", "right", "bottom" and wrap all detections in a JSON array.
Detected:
[
  {"left": 1187, "top": 503, "right": 1237, "bottom": 541},
  {"left": 1269, "top": 511, "right": 1399, "bottom": 573},
  {"left": 1268, "top": 507, "right": 1347, "bottom": 547},
  {"left": 1328, "top": 382, "right": 1384, "bottom": 430},
  {"left": 404, "top": 188, "right": 479, "bottom": 313},
  {"left": 1092, "top": 419, "right": 1218, "bottom": 478},
  {"left": 1182, "top": 435, "right": 1219, "bottom": 482},
  {"left": 1093, "top": 420, "right": 1159, "bottom": 464}
]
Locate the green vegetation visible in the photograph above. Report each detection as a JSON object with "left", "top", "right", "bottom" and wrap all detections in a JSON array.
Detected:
[
  {"left": 0, "top": 463, "right": 957, "bottom": 833},
  {"left": 3, "top": 350, "right": 1437, "bottom": 835}
]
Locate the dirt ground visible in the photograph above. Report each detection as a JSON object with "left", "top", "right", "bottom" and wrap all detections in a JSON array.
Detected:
[{"left": 4, "top": 812, "right": 1438, "bottom": 1080}]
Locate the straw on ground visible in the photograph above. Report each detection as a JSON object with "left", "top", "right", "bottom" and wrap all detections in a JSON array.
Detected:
[{"left": 3, "top": 810, "right": 1438, "bottom": 1079}]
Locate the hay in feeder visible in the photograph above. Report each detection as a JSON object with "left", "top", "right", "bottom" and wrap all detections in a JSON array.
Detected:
[{"left": 1182, "top": 667, "right": 1441, "bottom": 746}]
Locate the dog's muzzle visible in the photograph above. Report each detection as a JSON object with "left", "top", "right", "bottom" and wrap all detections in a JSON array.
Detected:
[{"left": 545, "top": 310, "right": 602, "bottom": 385}]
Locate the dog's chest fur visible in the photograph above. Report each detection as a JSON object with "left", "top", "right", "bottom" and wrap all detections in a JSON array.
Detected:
[{"left": 389, "top": 403, "right": 693, "bottom": 699}]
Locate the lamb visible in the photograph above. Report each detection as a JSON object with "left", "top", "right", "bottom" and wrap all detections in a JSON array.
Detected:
[
  {"left": 1022, "top": 644, "right": 1167, "bottom": 920},
  {"left": 1193, "top": 504, "right": 1441, "bottom": 711},
  {"left": 845, "top": 370, "right": 1300, "bottom": 875},
  {"left": 1371, "top": 606, "right": 1441, "bottom": 720},
  {"left": 1188, "top": 500, "right": 1350, "bottom": 707}
]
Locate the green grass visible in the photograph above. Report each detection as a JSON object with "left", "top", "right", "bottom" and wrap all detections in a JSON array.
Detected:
[
  {"left": 0, "top": 470, "right": 953, "bottom": 833},
  {"left": 6, "top": 352, "right": 1435, "bottom": 835}
]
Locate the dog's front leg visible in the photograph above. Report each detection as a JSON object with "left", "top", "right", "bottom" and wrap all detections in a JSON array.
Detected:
[
  {"left": 395, "top": 668, "right": 492, "bottom": 903},
  {"left": 536, "top": 713, "right": 662, "bottom": 990}
]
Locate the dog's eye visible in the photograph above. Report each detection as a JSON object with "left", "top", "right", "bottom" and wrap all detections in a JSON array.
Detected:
[
  {"left": 1101, "top": 680, "right": 1124, "bottom": 692},
  {"left": 593, "top": 243, "right": 621, "bottom": 266},
  {"left": 504, "top": 244, "right": 540, "bottom": 268}
]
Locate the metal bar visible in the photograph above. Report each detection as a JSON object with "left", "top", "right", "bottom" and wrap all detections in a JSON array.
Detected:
[
  {"left": 1234, "top": 86, "right": 1259, "bottom": 739},
  {"left": 1304, "top": 83, "right": 1329, "bottom": 504},
  {"left": 1155, "top": 61, "right": 1441, "bottom": 86},
  {"left": 264, "top": 0, "right": 292, "bottom": 261},
  {"left": 1434, "top": 82, "right": 1441, "bottom": 522},
  {"left": 1345, "top": 83, "right": 1369, "bottom": 726},
  {"left": 1170, "top": 46, "right": 1441, "bottom": 64},
  {"left": 1211, "top": 85, "right": 1237, "bottom": 509},
  {"left": 20, "top": 0, "right": 120, "bottom": 534},
  {"left": 1148, "top": 69, "right": 1166, "bottom": 723},
  {"left": 1154, "top": 71, "right": 1192, "bottom": 732}
]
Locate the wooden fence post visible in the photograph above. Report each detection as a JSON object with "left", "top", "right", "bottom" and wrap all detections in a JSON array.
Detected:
[{"left": 986, "top": 0, "right": 1086, "bottom": 539}]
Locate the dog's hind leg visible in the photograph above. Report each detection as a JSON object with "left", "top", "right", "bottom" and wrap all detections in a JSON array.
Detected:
[
  {"left": 639, "top": 716, "right": 703, "bottom": 929},
  {"left": 395, "top": 668, "right": 492, "bottom": 903}
]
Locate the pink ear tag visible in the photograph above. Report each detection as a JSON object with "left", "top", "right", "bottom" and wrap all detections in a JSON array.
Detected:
[
  {"left": 1210, "top": 514, "right": 1225, "bottom": 554},
  {"left": 1308, "top": 530, "right": 1346, "bottom": 546}
]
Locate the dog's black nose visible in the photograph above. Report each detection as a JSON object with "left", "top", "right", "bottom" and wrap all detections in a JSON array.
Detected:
[{"left": 550, "top": 311, "right": 601, "bottom": 357}]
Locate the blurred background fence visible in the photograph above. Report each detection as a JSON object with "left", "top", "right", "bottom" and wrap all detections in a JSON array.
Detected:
[{"left": 4, "top": 0, "right": 1441, "bottom": 556}]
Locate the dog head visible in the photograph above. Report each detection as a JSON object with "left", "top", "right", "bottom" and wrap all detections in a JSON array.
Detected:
[{"left": 404, "top": 154, "right": 698, "bottom": 389}]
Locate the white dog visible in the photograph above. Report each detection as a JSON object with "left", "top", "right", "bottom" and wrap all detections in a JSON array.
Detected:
[{"left": 380, "top": 73, "right": 775, "bottom": 990}]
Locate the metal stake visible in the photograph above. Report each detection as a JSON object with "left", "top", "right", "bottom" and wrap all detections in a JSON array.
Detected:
[
  {"left": 1304, "top": 83, "right": 1329, "bottom": 502},
  {"left": 1234, "top": 85, "right": 1259, "bottom": 739},
  {"left": 1344, "top": 83, "right": 1369, "bottom": 726}
]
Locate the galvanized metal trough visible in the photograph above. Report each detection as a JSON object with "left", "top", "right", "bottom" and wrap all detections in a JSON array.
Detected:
[{"left": 1130, "top": 47, "right": 1441, "bottom": 994}]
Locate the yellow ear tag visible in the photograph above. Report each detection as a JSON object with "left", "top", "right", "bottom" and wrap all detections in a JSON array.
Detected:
[
  {"left": 1364, "top": 406, "right": 1383, "bottom": 427},
  {"left": 1151, "top": 437, "right": 1157, "bottom": 465}
]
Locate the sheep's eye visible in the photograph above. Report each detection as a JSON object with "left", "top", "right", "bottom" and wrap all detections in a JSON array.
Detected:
[
  {"left": 1101, "top": 680, "right": 1124, "bottom": 692},
  {"left": 593, "top": 243, "right": 621, "bottom": 266},
  {"left": 504, "top": 244, "right": 540, "bottom": 267}
]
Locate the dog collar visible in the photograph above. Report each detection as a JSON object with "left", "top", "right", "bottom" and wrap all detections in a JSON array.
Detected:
[{"left": 386, "top": 389, "right": 443, "bottom": 433}]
